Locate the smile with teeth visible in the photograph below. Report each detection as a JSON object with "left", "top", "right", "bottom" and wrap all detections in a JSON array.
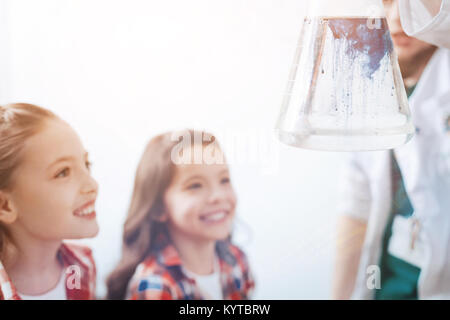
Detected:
[
  {"left": 200, "top": 210, "right": 229, "bottom": 223},
  {"left": 74, "top": 201, "right": 96, "bottom": 219}
]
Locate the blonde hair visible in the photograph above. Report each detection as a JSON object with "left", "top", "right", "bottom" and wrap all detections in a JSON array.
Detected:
[{"left": 0, "top": 103, "right": 57, "bottom": 257}]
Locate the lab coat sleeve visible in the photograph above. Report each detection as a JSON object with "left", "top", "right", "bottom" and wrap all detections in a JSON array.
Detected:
[
  {"left": 337, "top": 153, "right": 372, "bottom": 222},
  {"left": 399, "top": 0, "right": 450, "bottom": 48}
]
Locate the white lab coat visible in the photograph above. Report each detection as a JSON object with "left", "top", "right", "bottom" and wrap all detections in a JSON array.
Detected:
[
  {"left": 338, "top": 49, "right": 450, "bottom": 299},
  {"left": 400, "top": 0, "right": 450, "bottom": 48}
]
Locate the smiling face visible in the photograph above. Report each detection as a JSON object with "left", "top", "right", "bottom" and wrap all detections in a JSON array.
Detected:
[
  {"left": 163, "top": 147, "right": 236, "bottom": 243},
  {"left": 6, "top": 119, "right": 99, "bottom": 241}
]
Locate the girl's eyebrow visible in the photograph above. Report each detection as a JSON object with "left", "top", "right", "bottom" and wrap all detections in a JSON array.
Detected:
[
  {"left": 48, "top": 152, "right": 89, "bottom": 169},
  {"left": 218, "top": 168, "right": 228, "bottom": 175},
  {"left": 181, "top": 174, "right": 204, "bottom": 185},
  {"left": 48, "top": 156, "right": 75, "bottom": 169},
  {"left": 181, "top": 168, "right": 229, "bottom": 184}
]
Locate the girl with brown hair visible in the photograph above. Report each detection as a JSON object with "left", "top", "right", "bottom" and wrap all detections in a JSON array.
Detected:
[{"left": 107, "top": 130, "right": 254, "bottom": 300}]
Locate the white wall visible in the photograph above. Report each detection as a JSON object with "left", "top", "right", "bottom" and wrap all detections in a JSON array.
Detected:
[
  {"left": 0, "top": 0, "right": 11, "bottom": 101},
  {"left": 2, "top": 0, "right": 344, "bottom": 299}
]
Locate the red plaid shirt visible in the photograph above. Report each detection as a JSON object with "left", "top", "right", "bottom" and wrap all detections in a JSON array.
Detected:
[
  {"left": 0, "top": 243, "right": 96, "bottom": 300},
  {"left": 127, "top": 230, "right": 255, "bottom": 300}
]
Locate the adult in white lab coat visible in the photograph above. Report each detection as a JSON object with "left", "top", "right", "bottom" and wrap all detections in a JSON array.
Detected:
[
  {"left": 399, "top": 0, "right": 450, "bottom": 48},
  {"left": 333, "top": 0, "right": 450, "bottom": 299}
]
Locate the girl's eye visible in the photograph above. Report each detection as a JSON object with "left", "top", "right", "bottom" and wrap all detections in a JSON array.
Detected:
[
  {"left": 86, "top": 160, "right": 92, "bottom": 170},
  {"left": 187, "top": 183, "right": 202, "bottom": 190},
  {"left": 221, "top": 177, "right": 230, "bottom": 184},
  {"left": 55, "top": 167, "right": 70, "bottom": 178}
]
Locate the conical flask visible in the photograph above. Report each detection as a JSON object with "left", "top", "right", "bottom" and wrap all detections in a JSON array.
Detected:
[{"left": 275, "top": 0, "right": 415, "bottom": 151}]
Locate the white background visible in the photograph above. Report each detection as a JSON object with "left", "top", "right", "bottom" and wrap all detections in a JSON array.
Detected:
[{"left": 0, "top": 0, "right": 345, "bottom": 299}]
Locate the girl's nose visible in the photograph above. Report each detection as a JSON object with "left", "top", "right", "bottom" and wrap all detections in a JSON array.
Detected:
[
  {"left": 82, "top": 173, "right": 99, "bottom": 196},
  {"left": 207, "top": 186, "right": 225, "bottom": 204}
]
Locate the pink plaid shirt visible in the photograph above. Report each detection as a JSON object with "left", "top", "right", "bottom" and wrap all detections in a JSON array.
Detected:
[
  {"left": 127, "top": 229, "right": 255, "bottom": 300},
  {"left": 0, "top": 243, "right": 96, "bottom": 300}
]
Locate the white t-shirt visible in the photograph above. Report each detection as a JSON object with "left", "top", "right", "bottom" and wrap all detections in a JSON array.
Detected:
[
  {"left": 19, "top": 272, "right": 66, "bottom": 300},
  {"left": 183, "top": 258, "right": 223, "bottom": 300}
]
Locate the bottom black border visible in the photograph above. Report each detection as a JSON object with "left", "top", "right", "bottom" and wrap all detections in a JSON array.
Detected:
[{"left": 1, "top": 300, "right": 447, "bottom": 318}]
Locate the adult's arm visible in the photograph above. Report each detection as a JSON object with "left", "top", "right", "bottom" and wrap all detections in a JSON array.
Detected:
[
  {"left": 332, "top": 154, "right": 371, "bottom": 300},
  {"left": 332, "top": 216, "right": 367, "bottom": 300}
]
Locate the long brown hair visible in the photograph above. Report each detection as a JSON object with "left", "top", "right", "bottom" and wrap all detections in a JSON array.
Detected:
[
  {"left": 106, "top": 129, "right": 220, "bottom": 300},
  {"left": 0, "top": 103, "right": 57, "bottom": 259}
]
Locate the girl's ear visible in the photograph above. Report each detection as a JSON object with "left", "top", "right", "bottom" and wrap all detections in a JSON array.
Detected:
[
  {"left": 0, "top": 192, "right": 18, "bottom": 224},
  {"left": 152, "top": 200, "right": 169, "bottom": 223},
  {"left": 153, "top": 211, "right": 169, "bottom": 223}
]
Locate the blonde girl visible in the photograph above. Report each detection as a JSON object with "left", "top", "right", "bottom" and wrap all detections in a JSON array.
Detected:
[{"left": 0, "top": 103, "right": 97, "bottom": 300}]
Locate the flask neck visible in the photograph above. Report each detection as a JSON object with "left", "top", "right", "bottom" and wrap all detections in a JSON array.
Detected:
[{"left": 308, "top": 0, "right": 385, "bottom": 17}]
